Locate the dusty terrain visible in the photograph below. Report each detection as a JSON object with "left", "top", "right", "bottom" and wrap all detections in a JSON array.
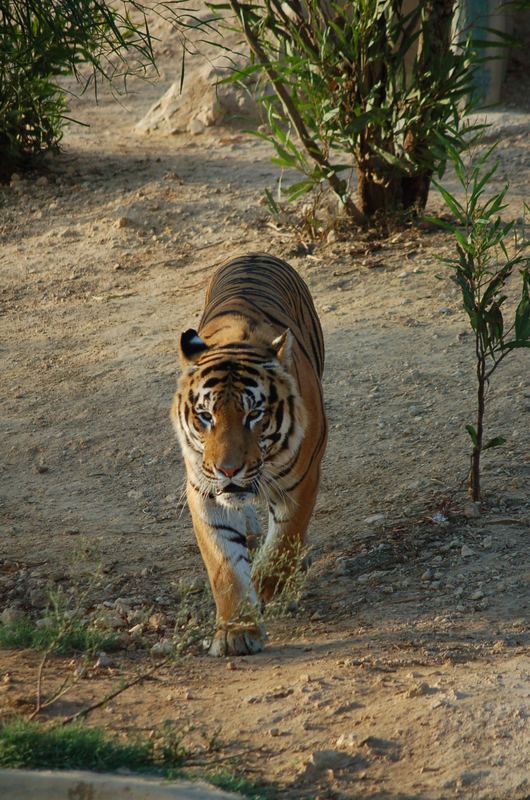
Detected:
[{"left": 1, "top": 12, "right": 529, "bottom": 800}]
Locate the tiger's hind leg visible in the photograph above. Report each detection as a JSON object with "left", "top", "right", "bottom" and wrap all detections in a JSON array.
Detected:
[
  {"left": 244, "top": 505, "right": 262, "bottom": 555},
  {"left": 187, "top": 483, "right": 266, "bottom": 656}
]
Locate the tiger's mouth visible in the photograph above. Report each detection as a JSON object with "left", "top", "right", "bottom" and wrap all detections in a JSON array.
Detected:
[{"left": 216, "top": 482, "right": 257, "bottom": 496}]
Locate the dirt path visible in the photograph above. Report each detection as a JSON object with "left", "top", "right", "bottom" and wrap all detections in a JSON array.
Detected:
[{"left": 1, "top": 16, "right": 529, "bottom": 800}]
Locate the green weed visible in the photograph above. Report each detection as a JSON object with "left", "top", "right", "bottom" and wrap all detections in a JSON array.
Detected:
[
  {"left": 0, "top": 718, "right": 182, "bottom": 772},
  {"left": 0, "top": 617, "right": 117, "bottom": 655},
  {"left": 0, "top": 718, "right": 275, "bottom": 797}
]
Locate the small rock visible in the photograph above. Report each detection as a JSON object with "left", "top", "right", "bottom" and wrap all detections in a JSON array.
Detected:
[
  {"left": 461, "top": 545, "right": 474, "bottom": 558},
  {"left": 188, "top": 118, "right": 205, "bottom": 135},
  {"left": 470, "top": 589, "right": 484, "bottom": 600},
  {"left": 1, "top": 607, "right": 26, "bottom": 624},
  {"left": 226, "top": 661, "right": 237, "bottom": 671},
  {"left": 326, "top": 230, "right": 337, "bottom": 244},
  {"left": 103, "top": 613, "right": 126, "bottom": 630},
  {"left": 336, "top": 732, "right": 357, "bottom": 749},
  {"left": 406, "top": 681, "right": 431, "bottom": 698},
  {"left": 268, "top": 727, "right": 280, "bottom": 737},
  {"left": 421, "top": 568, "right": 434, "bottom": 582},
  {"left": 148, "top": 612, "right": 167, "bottom": 632},
  {"left": 29, "top": 587, "right": 47, "bottom": 607},
  {"left": 310, "top": 750, "right": 350, "bottom": 770},
  {"left": 482, "top": 535, "right": 493, "bottom": 549},
  {"left": 128, "top": 623, "right": 143, "bottom": 636},
  {"left": 96, "top": 652, "right": 114, "bottom": 668},
  {"left": 150, "top": 639, "right": 173, "bottom": 658},
  {"left": 462, "top": 502, "right": 481, "bottom": 519},
  {"left": 363, "top": 513, "right": 385, "bottom": 525}
]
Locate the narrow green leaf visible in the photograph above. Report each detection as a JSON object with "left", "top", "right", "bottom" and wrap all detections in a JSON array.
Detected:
[
  {"left": 466, "top": 425, "right": 479, "bottom": 447},
  {"left": 483, "top": 436, "right": 506, "bottom": 450}
]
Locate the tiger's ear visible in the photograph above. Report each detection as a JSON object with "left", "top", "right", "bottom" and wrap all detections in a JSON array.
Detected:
[
  {"left": 272, "top": 329, "right": 293, "bottom": 365},
  {"left": 180, "top": 329, "right": 208, "bottom": 363}
]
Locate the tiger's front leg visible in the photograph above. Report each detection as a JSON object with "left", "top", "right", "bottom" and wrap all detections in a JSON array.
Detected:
[
  {"left": 253, "top": 469, "right": 320, "bottom": 603},
  {"left": 186, "top": 482, "right": 265, "bottom": 657}
]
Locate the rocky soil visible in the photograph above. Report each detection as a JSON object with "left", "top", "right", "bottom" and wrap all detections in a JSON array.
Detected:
[{"left": 0, "top": 10, "right": 529, "bottom": 800}]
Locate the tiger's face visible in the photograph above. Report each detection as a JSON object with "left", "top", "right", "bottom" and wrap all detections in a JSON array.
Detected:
[{"left": 172, "top": 328, "right": 306, "bottom": 509}]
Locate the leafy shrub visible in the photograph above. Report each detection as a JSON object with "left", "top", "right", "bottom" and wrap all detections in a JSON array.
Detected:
[
  {"left": 0, "top": 1, "right": 155, "bottom": 178},
  {"left": 220, "top": 0, "right": 486, "bottom": 222}
]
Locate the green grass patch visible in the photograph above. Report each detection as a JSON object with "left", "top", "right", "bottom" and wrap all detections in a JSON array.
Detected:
[
  {"left": 0, "top": 619, "right": 117, "bottom": 655},
  {"left": 0, "top": 718, "right": 186, "bottom": 773},
  {"left": 0, "top": 719, "right": 276, "bottom": 798}
]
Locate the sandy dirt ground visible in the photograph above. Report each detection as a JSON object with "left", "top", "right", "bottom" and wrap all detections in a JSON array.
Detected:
[{"left": 1, "top": 11, "right": 529, "bottom": 800}]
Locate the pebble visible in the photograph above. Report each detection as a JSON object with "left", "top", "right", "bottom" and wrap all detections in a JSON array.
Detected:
[
  {"left": 482, "top": 535, "right": 493, "bottom": 549},
  {"left": 461, "top": 545, "right": 474, "bottom": 557},
  {"left": 336, "top": 732, "right": 357, "bottom": 749},
  {"left": 462, "top": 502, "right": 481, "bottom": 519},
  {"left": 128, "top": 623, "right": 143, "bottom": 636},
  {"left": 363, "top": 513, "right": 385, "bottom": 525},
  {"left": 96, "top": 652, "right": 114, "bottom": 668},
  {"left": 148, "top": 612, "right": 167, "bottom": 631},
  {"left": 150, "top": 639, "right": 173, "bottom": 658},
  {"left": 421, "top": 568, "right": 434, "bottom": 582},
  {"left": 310, "top": 749, "right": 351, "bottom": 770},
  {"left": 268, "top": 727, "right": 280, "bottom": 737},
  {"left": 470, "top": 589, "right": 484, "bottom": 600},
  {"left": 406, "top": 681, "right": 431, "bottom": 698},
  {"left": 188, "top": 118, "right": 205, "bottom": 135},
  {"left": 1, "top": 607, "right": 25, "bottom": 624}
]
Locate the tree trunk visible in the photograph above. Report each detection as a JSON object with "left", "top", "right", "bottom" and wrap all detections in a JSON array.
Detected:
[{"left": 357, "top": 162, "right": 430, "bottom": 217}]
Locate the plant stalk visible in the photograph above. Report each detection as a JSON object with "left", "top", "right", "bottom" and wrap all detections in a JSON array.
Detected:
[
  {"left": 227, "top": 0, "right": 366, "bottom": 225},
  {"left": 469, "top": 346, "right": 486, "bottom": 501}
]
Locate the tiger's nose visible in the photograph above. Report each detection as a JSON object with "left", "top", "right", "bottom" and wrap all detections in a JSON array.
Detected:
[{"left": 217, "top": 463, "right": 243, "bottom": 478}]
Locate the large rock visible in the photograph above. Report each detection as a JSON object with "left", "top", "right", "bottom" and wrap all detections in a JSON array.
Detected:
[
  {"left": 135, "top": 62, "right": 258, "bottom": 136},
  {"left": 0, "top": 769, "right": 243, "bottom": 799}
]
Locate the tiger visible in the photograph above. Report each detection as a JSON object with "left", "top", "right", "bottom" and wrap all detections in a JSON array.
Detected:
[{"left": 171, "top": 253, "right": 327, "bottom": 656}]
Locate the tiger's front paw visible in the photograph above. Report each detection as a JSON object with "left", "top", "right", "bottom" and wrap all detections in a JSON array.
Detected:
[{"left": 208, "top": 624, "right": 266, "bottom": 657}]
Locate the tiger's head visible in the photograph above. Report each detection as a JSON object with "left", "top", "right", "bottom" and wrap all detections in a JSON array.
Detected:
[{"left": 171, "top": 327, "right": 307, "bottom": 509}]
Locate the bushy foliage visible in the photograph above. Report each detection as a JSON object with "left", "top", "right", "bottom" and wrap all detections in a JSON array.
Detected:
[
  {"left": 0, "top": 1, "right": 155, "bottom": 177},
  {"left": 220, "top": 0, "right": 484, "bottom": 221}
]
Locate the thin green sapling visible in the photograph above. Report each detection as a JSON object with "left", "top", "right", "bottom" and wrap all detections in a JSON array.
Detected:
[{"left": 431, "top": 141, "right": 530, "bottom": 501}]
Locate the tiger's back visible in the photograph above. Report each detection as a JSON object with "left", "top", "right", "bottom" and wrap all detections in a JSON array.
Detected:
[{"left": 200, "top": 253, "right": 325, "bottom": 379}]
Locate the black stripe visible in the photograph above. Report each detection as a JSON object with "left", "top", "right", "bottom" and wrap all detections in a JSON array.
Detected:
[
  {"left": 284, "top": 423, "right": 327, "bottom": 492},
  {"left": 214, "top": 525, "right": 247, "bottom": 547}
]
